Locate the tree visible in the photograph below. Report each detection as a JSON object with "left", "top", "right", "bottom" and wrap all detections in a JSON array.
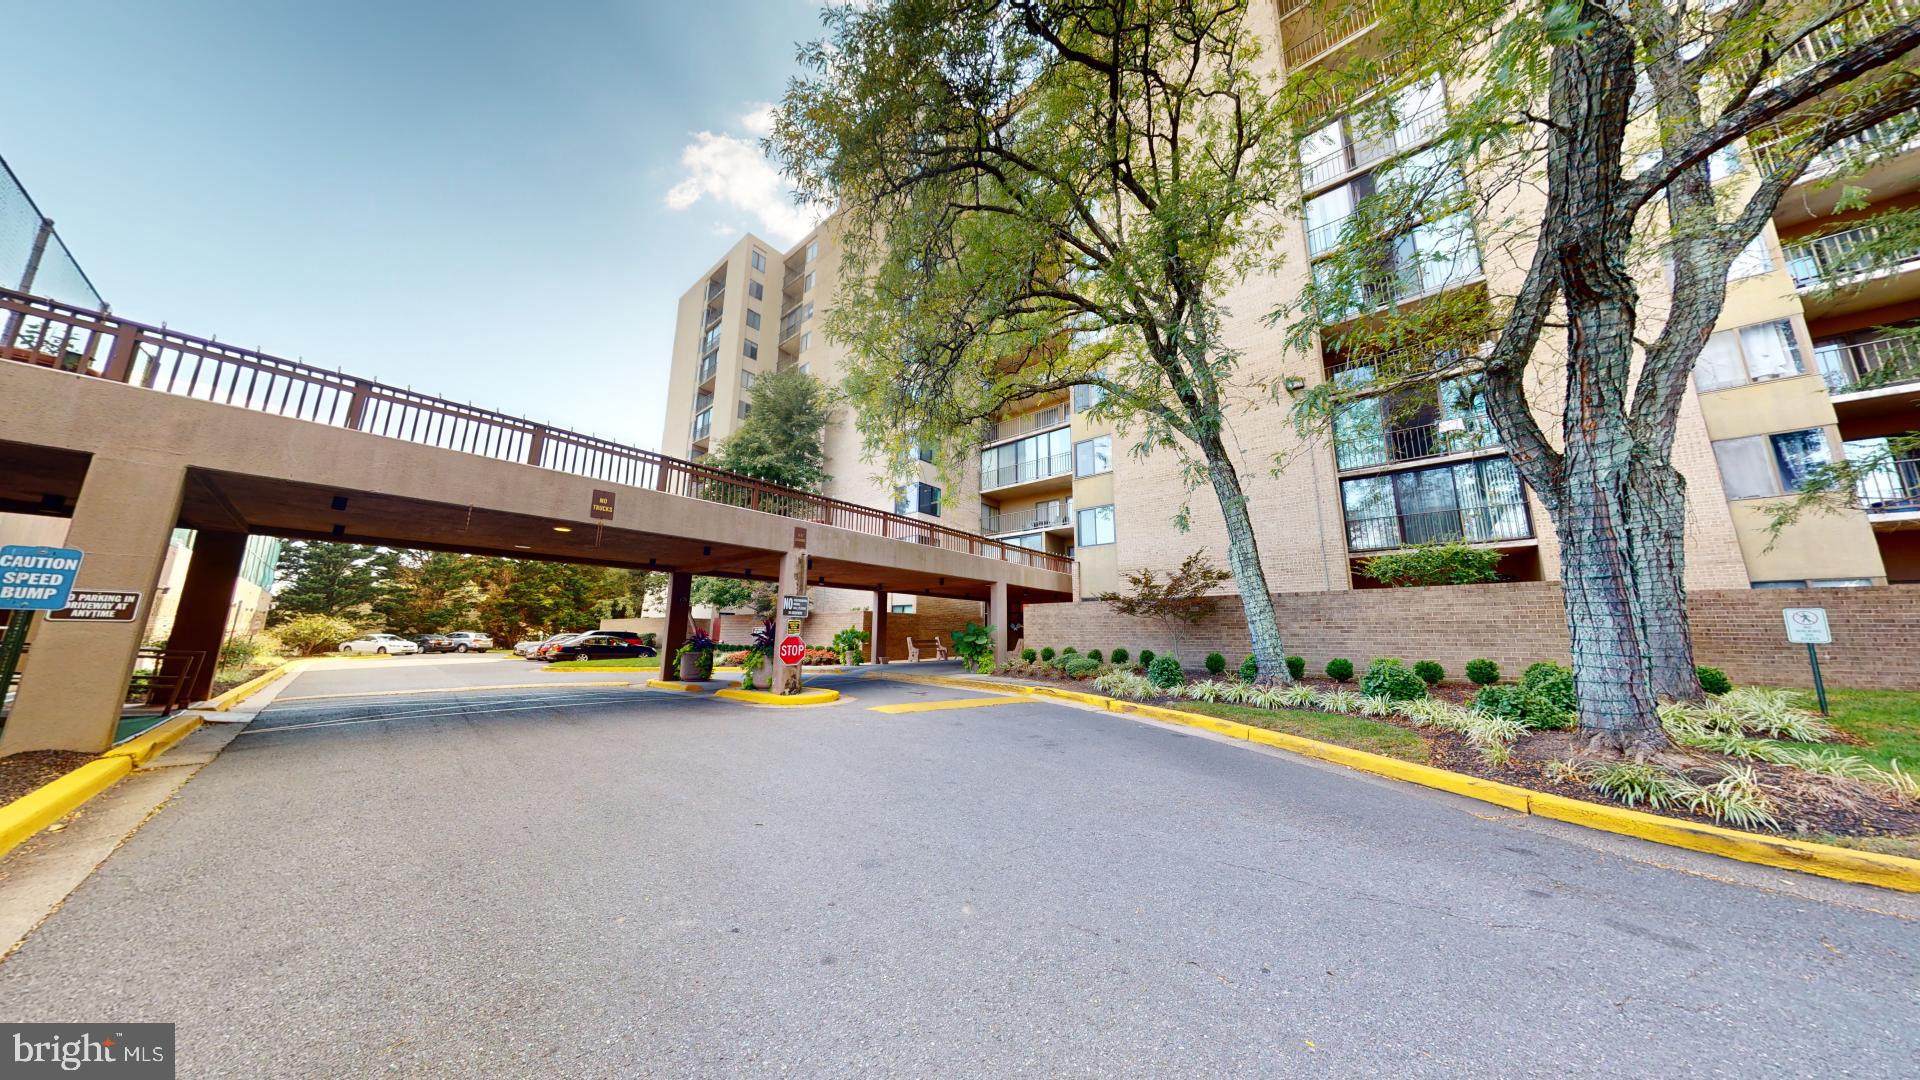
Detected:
[
  {"left": 709, "top": 367, "right": 835, "bottom": 492},
  {"left": 271, "top": 541, "right": 397, "bottom": 624},
  {"left": 691, "top": 577, "right": 755, "bottom": 612},
  {"left": 274, "top": 614, "right": 359, "bottom": 656},
  {"left": 471, "top": 560, "right": 627, "bottom": 644},
  {"left": 1095, "top": 550, "right": 1233, "bottom": 658},
  {"left": 605, "top": 570, "right": 666, "bottom": 620},
  {"left": 375, "top": 551, "right": 483, "bottom": 634},
  {"left": 771, "top": 0, "right": 1304, "bottom": 679},
  {"left": 1277, "top": 0, "right": 1920, "bottom": 749}
]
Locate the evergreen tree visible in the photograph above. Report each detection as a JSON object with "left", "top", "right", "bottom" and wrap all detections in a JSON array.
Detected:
[
  {"left": 270, "top": 542, "right": 397, "bottom": 624},
  {"left": 708, "top": 364, "right": 833, "bottom": 491}
]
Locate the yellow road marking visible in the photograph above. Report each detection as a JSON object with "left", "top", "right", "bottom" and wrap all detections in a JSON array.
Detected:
[
  {"left": 274, "top": 681, "right": 631, "bottom": 702},
  {"left": 869, "top": 695, "right": 1032, "bottom": 714}
]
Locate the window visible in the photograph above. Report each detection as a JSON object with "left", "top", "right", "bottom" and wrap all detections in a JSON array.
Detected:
[
  {"left": 799, "top": 331, "right": 811, "bottom": 351},
  {"left": 981, "top": 428, "right": 1071, "bottom": 488},
  {"left": 894, "top": 481, "right": 941, "bottom": 517},
  {"left": 1712, "top": 428, "right": 1831, "bottom": 498},
  {"left": 748, "top": 280, "right": 764, "bottom": 300},
  {"left": 1076, "top": 505, "right": 1116, "bottom": 546},
  {"left": 889, "top": 603, "right": 914, "bottom": 614},
  {"left": 805, "top": 271, "right": 816, "bottom": 291},
  {"left": 798, "top": 363, "right": 810, "bottom": 376},
  {"left": 738, "top": 402, "right": 752, "bottom": 419},
  {"left": 745, "top": 309, "right": 761, "bottom": 330},
  {"left": 1727, "top": 236, "right": 1774, "bottom": 281},
  {"left": 803, "top": 301, "right": 815, "bottom": 320},
  {"left": 1074, "top": 435, "right": 1112, "bottom": 477},
  {"left": 1692, "top": 320, "right": 1803, "bottom": 391},
  {"left": 740, "top": 370, "right": 755, "bottom": 390},
  {"left": 751, "top": 250, "right": 767, "bottom": 272},
  {"left": 913, "top": 443, "right": 936, "bottom": 464},
  {"left": 1072, "top": 383, "right": 1107, "bottom": 412},
  {"left": 742, "top": 340, "right": 758, "bottom": 361},
  {"left": 806, "top": 241, "right": 819, "bottom": 262},
  {"left": 1339, "top": 456, "right": 1529, "bottom": 551}
]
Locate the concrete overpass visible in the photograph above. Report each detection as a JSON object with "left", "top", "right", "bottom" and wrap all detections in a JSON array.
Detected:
[{"left": 0, "top": 289, "right": 1072, "bottom": 754}]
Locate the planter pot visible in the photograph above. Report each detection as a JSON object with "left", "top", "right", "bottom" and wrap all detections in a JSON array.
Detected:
[{"left": 679, "top": 652, "right": 706, "bottom": 681}]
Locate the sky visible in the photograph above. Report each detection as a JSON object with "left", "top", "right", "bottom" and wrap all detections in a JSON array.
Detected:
[{"left": 4, "top": 0, "right": 830, "bottom": 451}]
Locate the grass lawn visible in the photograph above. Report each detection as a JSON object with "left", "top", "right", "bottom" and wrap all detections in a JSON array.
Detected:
[
  {"left": 1770, "top": 688, "right": 1920, "bottom": 772},
  {"left": 545, "top": 657, "right": 662, "bottom": 671},
  {"left": 1177, "top": 702, "right": 1429, "bottom": 764}
]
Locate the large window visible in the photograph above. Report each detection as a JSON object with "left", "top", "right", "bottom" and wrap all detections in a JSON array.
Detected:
[
  {"left": 751, "top": 250, "right": 767, "bottom": 272},
  {"left": 894, "top": 481, "right": 941, "bottom": 517},
  {"left": 1072, "top": 383, "right": 1107, "bottom": 412},
  {"left": 1074, "top": 435, "right": 1112, "bottom": 477},
  {"left": 745, "top": 309, "right": 761, "bottom": 330},
  {"left": 1332, "top": 374, "right": 1497, "bottom": 471},
  {"left": 748, "top": 280, "right": 764, "bottom": 301},
  {"left": 981, "top": 428, "right": 1071, "bottom": 489},
  {"left": 742, "top": 339, "right": 758, "bottom": 361},
  {"left": 1693, "top": 320, "right": 1804, "bottom": 391},
  {"left": 1340, "top": 456, "right": 1529, "bottom": 552},
  {"left": 1711, "top": 428, "right": 1832, "bottom": 499},
  {"left": 1076, "top": 504, "right": 1116, "bottom": 546}
]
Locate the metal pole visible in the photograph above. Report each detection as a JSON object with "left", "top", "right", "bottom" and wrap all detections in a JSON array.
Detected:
[
  {"left": 0, "top": 610, "right": 33, "bottom": 726},
  {"left": 1806, "top": 642, "right": 1828, "bottom": 716}
]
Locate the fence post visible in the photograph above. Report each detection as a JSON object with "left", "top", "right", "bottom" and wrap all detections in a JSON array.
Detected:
[
  {"left": 344, "top": 381, "right": 371, "bottom": 430},
  {"left": 103, "top": 322, "right": 141, "bottom": 382},
  {"left": 525, "top": 427, "right": 547, "bottom": 467}
]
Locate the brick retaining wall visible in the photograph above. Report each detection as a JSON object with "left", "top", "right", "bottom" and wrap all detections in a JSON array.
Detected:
[{"left": 1020, "top": 583, "right": 1920, "bottom": 690}]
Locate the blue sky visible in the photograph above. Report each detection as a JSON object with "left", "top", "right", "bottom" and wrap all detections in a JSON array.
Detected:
[{"left": 6, "top": 0, "right": 828, "bottom": 450}]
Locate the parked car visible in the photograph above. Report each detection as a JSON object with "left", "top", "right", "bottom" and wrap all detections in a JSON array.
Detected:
[
  {"left": 446, "top": 631, "right": 493, "bottom": 652},
  {"left": 533, "top": 633, "right": 588, "bottom": 660},
  {"left": 545, "top": 633, "right": 658, "bottom": 662},
  {"left": 339, "top": 634, "right": 421, "bottom": 655},
  {"left": 513, "top": 637, "right": 550, "bottom": 657},
  {"left": 409, "top": 634, "right": 457, "bottom": 653}
]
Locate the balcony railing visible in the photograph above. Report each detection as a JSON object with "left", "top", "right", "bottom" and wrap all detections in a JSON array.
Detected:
[
  {"left": 1776, "top": 0, "right": 1915, "bottom": 79},
  {"left": 1817, "top": 335, "right": 1920, "bottom": 393},
  {"left": 1751, "top": 114, "right": 1920, "bottom": 183},
  {"left": 690, "top": 408, "right": 712, "bottom": 443},
  {"left": 778, "top": 307, "right": 805, "bottom": 343},
  {"left": 1281, "top": 1, "right": 1378, "bottom": 69},
  {"left": 705, "top": 279, "right": 725, "bottom": 302},
  {"left": 1346, "top": 501, "right": 1532, "bottom": 553},
  {"left": 700, "top": 323, "right": 722, "bottom": 352},
  {"left": 982, "top": 505, "right": 1072, "bottom": 535},
  {"left": 980, "top": 452, "right": 1072, "bottom": 491},
  {"left": 1301, "top": 99, "right": 1447, "bottom": 191},
  {"left": 695, "top": 352, "right": 718, "bottom": 386},
  {"left": 1785, "top": 222, "right": 1920, "bottom": 290},
  {"left": 1856, "top": 455, "right": 1920, "bottom": 513},
  {"left": 1336, "top": 416, "right": 1501, "bottom": 471},
  {"left": 982, "top": 405, "right": 1069, "bottom": 444}
]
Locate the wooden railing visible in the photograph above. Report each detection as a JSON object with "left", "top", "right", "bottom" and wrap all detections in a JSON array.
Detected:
[{"left": 0, "top": 288, "right": 1073, "bottom": 574}]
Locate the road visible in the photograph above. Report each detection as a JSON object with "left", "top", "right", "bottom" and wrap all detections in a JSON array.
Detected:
[{"left": 1, "top": 656, "right": 1915, "bottom": 1077}]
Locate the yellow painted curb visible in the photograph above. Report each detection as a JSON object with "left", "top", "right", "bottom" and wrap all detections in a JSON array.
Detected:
[
  {"left": 869, "top": 695, "right": 1031, "bottom": 714},
  {"left": 868, "top": 672, "right": 1920, "bottom": 893},
  {"left": 207, "top": 657, "right": 316, "bottom": 712},
  {"left": 0, "top": 757, "right": 133, "bottom": 860},
  {"left": 645, "top": 679, "right": 712, "bottom": 693},
  {"left": 106, "top": 713, "right": 204, "bottom": 766},
  {"left": 714, "top": 686, "right": 841, "bottom": 706}
]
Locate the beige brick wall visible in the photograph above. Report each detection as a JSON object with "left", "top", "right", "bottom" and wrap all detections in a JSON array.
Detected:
[{"left": 1024, "top": 584, "right": 1920, "bottom": 689}]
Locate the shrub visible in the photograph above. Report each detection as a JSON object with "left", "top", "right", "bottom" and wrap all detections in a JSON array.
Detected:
[
  {"left": 1204, "top": 652, "right": 1227, "bottom": 676},
  {"left": 1040, "top": 647, "right": 1056, "bottom": 662},
  {"left": 219, "top": 636, "right": 264, "bottom": 668},
  {"left": 276, "top": 614, "right": 359, "bottom": 656},
  {"left": 1110, "top": 647, "right": 1129, "bottom": 665},
  {"left": 1021, "top": 647, "right": 1037, "bottom": 663},
  {"left": 1360, "top": 659, "right": 1427, "bottom": 701},
  {"left": 1147, "top": 654, "right": 1185, "bottom": 689},
  {"left": 1695, "top": 665, "right": 1732, "bottom": 695},
  {"left": 1357, "top": 541, "right": 1504, "bottom": 587},
  {"left": 1239, "top": 655, "right": 1259, "bottom": 683},
  {"left": 1474, "top": 672, "right": 1577, "bottom": 731},
  {"left": 1464, "top": 658, "right": 1501, "bottom": 686},
  {"left": 1139, "top": 649, "right": 1156, "bottom": 668},
  {"left": 1519, "top": 662, "right": 1577, "bottom": 715},
  {"left": 1325, "top": 658, "right": 1354, "bottom": 682},
  {"left": 1061, "top": 646, "right": 1079, "bottom": 657},
  {"left": 1412, "top": 660, "right": 1445, "bottom": 686},
  {"left": 1087, "top": 649, "right": 1104, "bottom": 663},
  {"left": 949, "top": 623, "right": 997, "bottom": 669},
  {"left": 1285, "top": 655, "right": 1306, "bottom": 680},
  {"left": 1064, "top": 657, "right": 1101, "bottom": 678}
]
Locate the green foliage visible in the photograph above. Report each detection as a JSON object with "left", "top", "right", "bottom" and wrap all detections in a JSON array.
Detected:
[
  {"left": 1087, "top": 649, "right": 1104, "bottom": 663},
  {"left": 707, "top": 366, "right": 834, "bottom": 492},
  {"left": 1325, "top": 658, "right": 1354, "bottom": 683},
  {"left": 1520, "top": 663, "right": 1577, "bottom": 713},
  {"left": 1239, "top": 655, "right": 1259, "bottom": 683},
  {"left": 1110, "top": 648, "right": 1129, "bottom": 665},
  {"left": 473, "top": 559, "right": 628, "bottom": 644},
  {"left": 1147, "top": 654, "right": 1185, "bottom": 689},
  {"left": 1465, "top": 659, "right": 1501, "bottom": 686},
  {"left": 690, "top": 577, "right": 754, "bottom": 612},
  {"left": 1285, "top": 655, "right": 1306, "bottom": 680},
  {"left": 1473, "top": 662, "right": 1577, "bottom": 729},
  {"left": 1695, "top": 666, "right": 1732, "bottom": 696},
  {"left": 949, "top": 623, "right": 997, "bottom": 668},
  {"left": 375, "top": 550, "right": 484, "bottom": 635},
  {"left": 1204, "top": 652, "right": 1227, "bottom": 676},
  {"left": 1064, "top": 657, "right": 1101, "bottom": 679},
  {"left": 1138, "top": 649, "right": 1155, "bottom": 668},
  {"left": 218, "top": 636, "right": 264, "bottom": 668},
  {"left": 832, "top": 628, "right": 871, "bottom": 664},
  {"left": 1357, "top": 543, "right": 1504, "bottom": 588},
  {"left": 1040, "top": 647, "right": 1056, "bottom": 662},
  {"left": 1096, "top": 553, "right": 1234, "bottom": 653},
  {"left": 1412, "top": 660, "right": 1445, "bottom": 686},
  {"left": 274, "top": 614, "right": 358, "bottom": 656},
  {"left": 1021, "top": 648, "right": 1038, "bottom": 663},
  {"left": 1061, "top": 646, "right": 1078, "bottom": 657},
  {"left": 1359, "top": 659, "right": 1427, "bottom": 702},
  {"left": 271, "top": 541, "right": 397, "bottom": 623},
  {"left": 1568, "top": 760, "right": 1779, "bottom": 831}
]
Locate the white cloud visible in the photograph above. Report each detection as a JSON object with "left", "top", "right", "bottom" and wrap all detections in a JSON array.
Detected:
[{"left": 664, "top": 103, "right": 816, "bottom": 245}]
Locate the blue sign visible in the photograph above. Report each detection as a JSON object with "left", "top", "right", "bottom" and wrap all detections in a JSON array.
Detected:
[{"left": 0, "top": 546, "right": 84, "bottom": 610}]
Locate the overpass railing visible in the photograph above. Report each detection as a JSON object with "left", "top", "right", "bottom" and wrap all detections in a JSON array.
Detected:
[{"left": 0, "top": 288, "right": 1073, "bottom": 574}]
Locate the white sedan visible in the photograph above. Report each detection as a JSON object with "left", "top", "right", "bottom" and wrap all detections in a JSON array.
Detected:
[{"left": 339, "top": 633, "right": 420, "bottom": 655}]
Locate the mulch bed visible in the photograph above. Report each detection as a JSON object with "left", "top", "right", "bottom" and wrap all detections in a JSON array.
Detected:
[
  {"left": 0, "top": 750, "right": 97, "bottom": 806},
  {"left": 998, "top": 669, "right": 1920, "bottom": 842}
]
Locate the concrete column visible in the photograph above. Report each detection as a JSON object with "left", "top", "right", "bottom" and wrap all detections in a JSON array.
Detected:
[
  {"left": 775, "top": 549, "right": 809, "bottom": 694},
  {"left": 659, "top": 571, "right": 692, "bottom": 680},
  {"left": 0, "top": 458, "right": 188, "bottom": 755},
  {"left": 159, "top": 530, "right": 247, "bottom": 703},
  {"left": 871, "top": 589, "right": 889, "bottom": 664},
  {"left": 987, "top": 579, "right": 1008, "bottom": 667}
]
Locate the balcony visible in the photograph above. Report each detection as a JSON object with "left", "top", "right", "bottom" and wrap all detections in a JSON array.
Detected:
[
  {"left": 979, "top": 451, "right": 1072, "bottom": 494},
  {"left": 1855, "top": 453, "right": 1920, "bottom": 517},
  {"left": 695, "top": 351, "right": 718, "bottom": 388},
  {"left": 699, "top": 323, "right": 723, "bottom": 353},
  {"left": 1774, "top": 0, "right": 1915, "bottom": 82},
  {"left": 983, "top": 404, "right": 1069, "bottom": 445},
  {"left": 1751, "top": 114, "right": 1920, "bottom": 188},
  {"left": 778, "top": 306, "right": 805, "bottom": 343},
  {"left": 982, "top": 504, "right": 1072, "bottom": 536},
  {"left": 1301, "top": 97, "right": 1446, "bottom": 192},
  {"left": 1336, "top": 415, "right": 1501, "bottom": 472},
  {"left": 1784, "top": 222, "right": 1920, "bottom": 291},
  {"left": 1345, "top": 501, "right": 1532, "bottom": 553},
  {"left": 705, "top": 279, "right": 725, "bottom": 302},
  {"left": 1817, "top": 335, "right": 1920, "bottom": 396},
  {"left": 1279, "top": 1, "right": 1378, "bottom": 70},
  {"left": 690, "top": 408, "right": 712, "bottom": 445}
]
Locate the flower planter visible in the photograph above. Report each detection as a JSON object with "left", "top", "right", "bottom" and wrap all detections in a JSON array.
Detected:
[{"left": 679, "top": 651, "right": 713, "bottom": 681}]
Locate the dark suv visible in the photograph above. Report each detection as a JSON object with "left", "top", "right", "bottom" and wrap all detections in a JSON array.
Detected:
[{"left": 408, "top": 634, "right": 457, "bottom": 653}]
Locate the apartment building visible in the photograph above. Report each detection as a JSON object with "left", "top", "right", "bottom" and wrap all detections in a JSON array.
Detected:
[{"left": 664, "top": 3, "right": 1918, "bottom": 622}]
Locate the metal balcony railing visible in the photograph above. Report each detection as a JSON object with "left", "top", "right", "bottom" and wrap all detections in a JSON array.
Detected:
[
  {"left": 705, "top": 279, "right": 725, "bottom": 301},
  {"left": 690, "top": 408, "right": 712, "bottom": 443},
  {"left": 982, "top": 405, "right": 1069, "bottom": 444},
  {"left": 980, "top": 452, "right": 1072, "bottom": 491},
  {"left": 1784, "top": 222, "right": 1920, "bottom": 289},
  {"left": 1301, "top": 99, "right": 1447, "bottom": 190},
  {"left": 1281, "top": 1, "right": 1378, "bottom": 69},
  {"left": 1345, "top": 501, "right": 1532, "bottom": 553},
  {"left": 1817, "top": 335, "right": 1920, "bottom": 393},
  {"left": 695, "top": 352, "right": 718, "bottom": 386},
  {"left": 982, "top": 506, "right": 1072, "bottom": 535},
  {"left": 700, "top": 323, "right": 722, "bottom": 352},
  {"left": 1750, "top": 115, "right": 1920, "bottom": 183},
  {"left": 1856, "top": 454, "right": 1920, "bottom": 513},
  {"left": 1335, "top": 416, "right": 1501, "bottom": 471},
  {"left": 1776, "top": 0, "right": 1915, "bottom": 77}
]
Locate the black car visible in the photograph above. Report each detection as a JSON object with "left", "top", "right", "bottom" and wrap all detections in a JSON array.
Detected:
[
  {"left": 546, "top": 633, "right": 659, "bottom": 662},
  {"left": 408, "top": 634, "right": 457, "bottom": 653}
]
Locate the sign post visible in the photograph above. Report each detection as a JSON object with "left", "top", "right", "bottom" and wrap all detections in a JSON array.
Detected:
[{"left": 1782, "top": 607, "right": 1832, "bottom": 715}]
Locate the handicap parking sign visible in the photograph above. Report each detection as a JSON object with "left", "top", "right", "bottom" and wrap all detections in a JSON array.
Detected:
[{"left": 0, "top": 546, "right": 84, "bottom": 610}]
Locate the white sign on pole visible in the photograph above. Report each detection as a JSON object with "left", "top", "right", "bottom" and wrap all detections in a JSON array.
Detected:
[{"left": 1782, "top": 607, "right": 1831, "bottom": 645}]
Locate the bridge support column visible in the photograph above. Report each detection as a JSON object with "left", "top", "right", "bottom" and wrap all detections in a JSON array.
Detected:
[
  {"left": 871, "top": 589, "right": 888, "bottom": 664},
  {"left": 987, "top": 580, "right": 1008, "bottom": 669},
  {"left": 0, "top": 458, "right": 187, "bottom": 756},
  {"left": 775, "top": 549, "right": 808, "bottom": 694},
  {"left": 659, "top": 571, "right": 692, "bottom": 680},
  {"left": 159, "top": 530, "right": 248, "bottom": 704}
]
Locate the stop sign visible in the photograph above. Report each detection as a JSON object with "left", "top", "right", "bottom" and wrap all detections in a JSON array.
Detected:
[{"left": 777, "top": 635, "right": 806, "bottom": 665}]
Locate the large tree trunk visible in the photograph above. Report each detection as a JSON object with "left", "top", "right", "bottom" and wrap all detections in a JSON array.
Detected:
[
  {"left": 1196, "top": 431, "right": 1290, "bottom": 681},
  {"left": 1627, "top": 454, "right": 1704, "bottom": 702}
]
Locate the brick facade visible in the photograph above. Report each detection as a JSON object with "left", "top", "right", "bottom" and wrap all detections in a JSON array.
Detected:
[{"left": 1022, "top": 583, "right": 1920, "bottom": 690}]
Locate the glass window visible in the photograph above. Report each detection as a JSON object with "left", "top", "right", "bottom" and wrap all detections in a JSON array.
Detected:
[
  {"left": 748, "top": 280, "right": 764, "bottom": 300},
  {"left": 751, "top": 250, "right": 766, "bottom": 272},
  {"left": 1076, "top": 505, "right": 1116, "bottom": 546},
  {"left": 914, "top": 443, "right": 936, "bottom": 464},
  {"left": 740, "top": 370, "right": 754, "bottom": 390},
  {"left": 1333, "top": 398, "right": 1386, "bottom": 470},
  {"left": 1727, "top": 236, "right": 1773, "bottom": 280},
  {"left": 1770, "top": 428, "right": 1830, "bottom": 490},
  {"left": 806, "top": 241, "right": 819, "bottom": 262},
  {"left": 1693, "top": 330, "right": 1746, "bottom": 391},
  {"left": 737, "top": 402, "right": 751, "bottom": 419},
  {"left": 745, "top": 309, "right": 761, "bottom": 330},
  {"left": 1305, "top": 184, "right": 1355, "bottom": 257},
  {"left": 799, "top": 331, "right": 811, "bottom": 351},
  {"left": 1712, "top": 435, "right": 1782, "bottom": 499},
  {"left": 1340, "top": 475, "right": 1397, "bottom": 551},
  {"left": 1072, "top": 382, "right": 1108, "bottom": 412},
  {"left": 1074, "top": 435, "right": 1112, "bottom": 477},
  {"left": 895, "top": 482, "right": 940, "bottom": 517},
  {"left": 1301, "top": 119, "right": 1347, "bottom": 187},
  {"left": 805, "top": 271, "right": 815, "bottom": 291},
  {"left": 1740, "top": 321, "right": 1802, "bottom": 380},
  {"left": 742, "top": 339, "right": 758, "bottom": 360}
]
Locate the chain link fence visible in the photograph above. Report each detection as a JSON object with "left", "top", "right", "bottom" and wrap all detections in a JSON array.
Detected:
[{"left": 0, "top": 155, "right": 104, "bottom": 309}]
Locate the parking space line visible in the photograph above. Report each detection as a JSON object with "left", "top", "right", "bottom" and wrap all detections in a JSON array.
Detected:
[
  {"left": 273, "top": 681, "right": 630, "bottom": 703},
  {"left": 868, "top": 696, "right": 1032, "bottom": 714}
]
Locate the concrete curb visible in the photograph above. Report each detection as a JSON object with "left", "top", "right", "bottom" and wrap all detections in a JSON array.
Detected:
[
  {"left": 645, "top": 679, "right": 711, "bottom": 693},
  {"left": 106, "top": 714, "right": 204, "bottom": 767},
  {"left": 713, "top": 686, "right": 841, "bottom": 706},
  {"left": 205, "top": 657, "right": 315, "bottom": 712},
  {"left": 870, "top": 672, "right": 1920, "bottom": 893},
  {"left": 0, "top": 758, "right": 134, "bottom": 860}
]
